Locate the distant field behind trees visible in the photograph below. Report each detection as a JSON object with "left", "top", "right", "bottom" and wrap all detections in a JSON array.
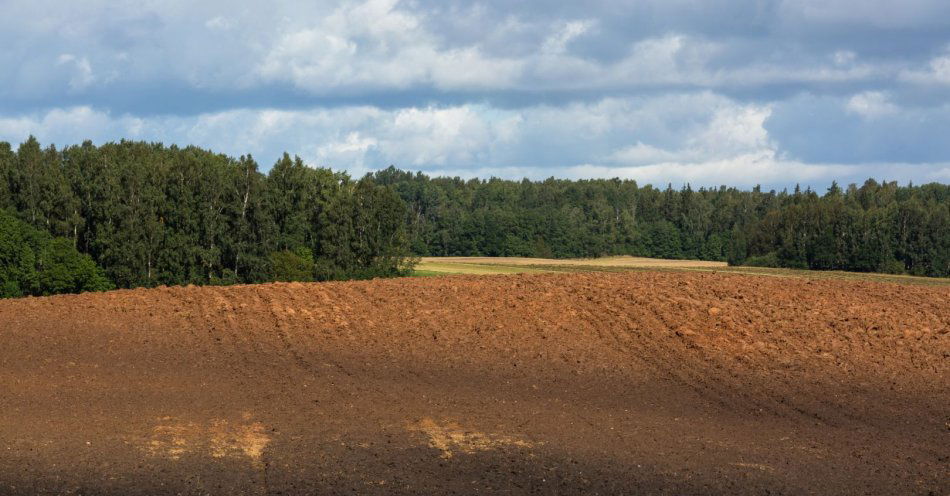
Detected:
[{"left": 1, "top": 138, "right": 947, "bottom": 297}]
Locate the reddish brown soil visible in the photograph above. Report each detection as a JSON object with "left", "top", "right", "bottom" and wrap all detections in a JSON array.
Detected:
[{"left": 1, "top": 272, "right": 948, "bottom": 495}]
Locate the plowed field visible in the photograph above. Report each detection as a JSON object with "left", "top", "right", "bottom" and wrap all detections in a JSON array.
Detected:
[{"left": 1, "top": 272, "right": 948, "bottom": 495}]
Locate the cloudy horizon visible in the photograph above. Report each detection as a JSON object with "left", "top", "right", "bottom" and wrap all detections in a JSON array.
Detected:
[{"left": 2, "top": 0, "right": 950, "bottom": 188}]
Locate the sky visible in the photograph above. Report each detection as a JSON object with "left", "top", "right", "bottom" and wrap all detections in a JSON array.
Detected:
[{"left": 2, "top": 0, "right": 950, "bottom": 189}]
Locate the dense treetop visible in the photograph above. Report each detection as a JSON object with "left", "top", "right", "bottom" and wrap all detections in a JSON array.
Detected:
[
  {"left": 1, "top": 138, "right": 947, "bottom": 297},
  {"left": 0, "top": 138, "right": 414, "bottom": 295},
  {"left": 0, "top": 209, "right": 112, "bottom": 298}
]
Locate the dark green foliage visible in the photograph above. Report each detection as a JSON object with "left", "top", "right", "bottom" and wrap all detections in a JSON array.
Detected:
[
  {"left": 36, "top": 238, "right": 114, "bottom": 295},
  {"left": 734, "top": 180, "right": 949, "bottom": 275},
  {"left": 269, "top": 248, "right": 315, "bottom": 282},
  {"left": 0, "top": 139, "right": 416, "bottom": 297},
  {"left": 315, "top": 178, "right": 415, "bottom": 279},
  {"left": 639, "top": 221, "right": 684, "bottom": 259},
  {"left": 370, "top": 167, "right": 949, "bottom": 277},
  {"left": 1, "top": 137, "right": 946, "bottom": 298},
  {"left": 0, "top": 209, "right": 112, "bottom": 297},
  {"left": 743, "top": 252, "right": 780, "bottom": 268},
  {"left": 0, "top": 142, "right": 13, "bottom": 210}
]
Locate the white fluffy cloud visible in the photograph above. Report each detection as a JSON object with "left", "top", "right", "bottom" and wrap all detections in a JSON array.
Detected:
[
  {"left": 0, "top": 106, "right": 145, "bottom": 142},
  {"left": 4, "top": 93, "right": 948, "bottom": 187},
  {"left": 845, "top": 91, "right": 899, "bottom": 118},
  {"left": 569, "top": 151, "right": 855, "bottom": 187},
  {"left": 256, "top": 23, "right": 886, "bottom": 92},
  {"left": 0, "top": 0, "right": 919, "bottom": 96},
  {"left": 256, "top": 0, "right": 524, "bottom": 91},
  {"left": 571, "top": 102, "right": 858, "bottom": 186},
  {"left": 602, "top": 103, "right": 772, "bottom": 166}
]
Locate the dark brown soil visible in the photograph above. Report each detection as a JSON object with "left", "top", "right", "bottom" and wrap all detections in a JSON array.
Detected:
[{"left": 1, "top": 272, "right": 948, "bottom": 495}]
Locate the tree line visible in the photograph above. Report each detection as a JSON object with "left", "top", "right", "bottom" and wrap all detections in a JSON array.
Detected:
[
  {"left": 1, "top": 138, "right": 947, "bottom": 297},
  {"left": 368, "top": 166, "right": 949, "bottom": 277},
  {"left": 0, "top": 138, "right": 413, "bottom": 297}
]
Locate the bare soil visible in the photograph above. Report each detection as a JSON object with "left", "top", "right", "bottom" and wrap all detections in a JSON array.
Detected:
[{"left": 1, "top": 272, "right": 948, "bottom": 495}]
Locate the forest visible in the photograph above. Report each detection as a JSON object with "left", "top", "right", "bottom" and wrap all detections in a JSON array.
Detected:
[
  {"left": 0, "top": 138, "right": 412, "bottom": 297},
  {"left": 1, "top": 138, "right": 948, "bottom": 297},
  {"left": 370, "top": 167, "right": 949, "bottom": 277}
]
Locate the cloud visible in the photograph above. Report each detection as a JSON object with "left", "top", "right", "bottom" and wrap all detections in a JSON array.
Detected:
[
  {"left": 603, "top": 103, "right": 773, "bottom": 166},
  {"left": 779, "top": 0, "right": 950, "bottom": 28},
  {"left": 56, "top": 54, "right": 96, "bottom": 91},
  {"left": 575, "top": 102, "right": 857, "bottom": 186},
  {"left": 541, "top": 20, "right": 594, "bottom": 55},
  {"left": 2, "top": 0, "right": 925, "bottom": 101},
  {"left": 6, "top": 92, "right": 948, "bottom": 188},
  {"left": 204, "top": 16, "right": 233, "bottom": 31},
  {"left": 569, "top": 150, "right": 857, "bottom": 187},
  {"left": 607, "top": 142, "right": 682, "bottom": 166},
  {"left": 315, "top": 132, "right": 378, "bottom": 170},
  {"left": 256, "top": 0, "right": 524, "bottom": 92},
  {"left": 900, "top": 49, "right": 950, "bottom": 85},
  {"left": 767, "top": 92, "right": 950, "bottom": 165},
  {"left": 259, "top": 24, "right": 887, "bottom": 94},
  {"left": 845, "top": 91, "right": 898, "bottom": 118},
  {"left": 0, "top": 106, "right": 144, "bottom": 142},
  {"left": 0, "top": 0, "right": 949, "bottom": 188}
]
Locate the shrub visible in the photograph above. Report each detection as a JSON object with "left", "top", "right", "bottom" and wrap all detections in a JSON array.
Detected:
[
  {"left": 268, "top": 247, "right": 315, "bottom": 282},
  {"left": 0, "top": 210, "right": 113, "bottom": 297},
  {"left": 743, "top": 252, "right": 780, "bottom": 268}
]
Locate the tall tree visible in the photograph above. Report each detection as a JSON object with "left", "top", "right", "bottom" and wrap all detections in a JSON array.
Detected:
[{"left": 0, "top": 142, "right": 13, "bottom": 210}]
